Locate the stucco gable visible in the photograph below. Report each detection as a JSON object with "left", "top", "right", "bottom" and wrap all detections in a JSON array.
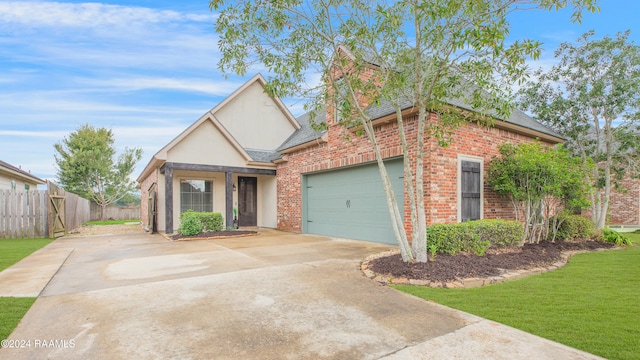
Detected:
[
  {"left": 166, "top": 118, "right": 250, "bottom": 167},
  {"left": 214, "top": 78, "right": 299, "bottom": 150},
  {"left": 137, "top": 74, "right": 293, "bottom": 182}
]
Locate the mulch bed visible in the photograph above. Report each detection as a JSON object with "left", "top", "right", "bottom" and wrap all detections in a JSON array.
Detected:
[
  {"left": 368, "top": 240, "right": 615, "bottom": 283},
  {"left": 171, "top": 230, "right": 257, "bottom": 241}
]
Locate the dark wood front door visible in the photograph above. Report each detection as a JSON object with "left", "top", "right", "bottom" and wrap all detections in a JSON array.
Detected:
[{"left": 238, "top": 177, "right": 257, "bottom": 226}]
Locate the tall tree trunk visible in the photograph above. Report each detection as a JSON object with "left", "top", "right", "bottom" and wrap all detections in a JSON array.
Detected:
[
  {"left": 410, "top": 3, "right": 428, "bottom": 263},
  {"left": 360, "top": 117, "right": 414, "bottom": 262},
  {"left": 412, "top": 108, "right": 428, "bottom": 263}
]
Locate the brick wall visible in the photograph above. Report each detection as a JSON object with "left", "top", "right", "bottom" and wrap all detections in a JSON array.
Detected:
[
  {"left": 607, "top": 176, "right": 640, "bottom": 225},
  {"left": 276, "top": 143, "right": 329, "bottom": 232},
  {"left": 276, "top": 109, "right": 551, "bottom": 234},
  {"left": 425, "top": 121, "right": 540, "bottom": 224}
]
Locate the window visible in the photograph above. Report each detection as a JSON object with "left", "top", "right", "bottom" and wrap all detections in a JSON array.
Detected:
[
  {"left": 180, "top": 180, "right": 213, "bottom": 213},
  {"left": 458, "top": 156, "right": 483, "bottom": 222}
]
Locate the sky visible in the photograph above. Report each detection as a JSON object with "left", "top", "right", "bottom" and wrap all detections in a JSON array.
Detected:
[{"left": 1, "top": 0, "right": 639, "bottom": 185}]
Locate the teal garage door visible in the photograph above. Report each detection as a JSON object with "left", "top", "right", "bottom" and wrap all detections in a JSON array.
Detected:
[{"left": 303, "top": 159, "right": 404, "bottom": 244}]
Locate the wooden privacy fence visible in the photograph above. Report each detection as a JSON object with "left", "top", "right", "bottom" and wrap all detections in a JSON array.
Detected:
[
  {"left": 90, "top": 204, "right": 140, "bottom": 221},
  {"left": 0, "top": 190, "right": 48, "bottom": 238},
  {"left": 66, "top": 191, "right": 91, "bottom": 233},
  {"left": 0, "top": 183, "right": 91, "bottom": 239}
]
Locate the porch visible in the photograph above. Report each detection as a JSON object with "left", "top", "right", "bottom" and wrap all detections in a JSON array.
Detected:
[{"left": 159, "top": 162, "right": 276, "bottom": 234}]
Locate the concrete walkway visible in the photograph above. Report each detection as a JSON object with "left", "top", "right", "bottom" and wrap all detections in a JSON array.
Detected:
[{"left": 0, "top": 230, "right": 602, "bottom": 359}]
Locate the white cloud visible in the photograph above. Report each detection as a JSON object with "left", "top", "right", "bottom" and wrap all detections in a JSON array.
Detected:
[
  {"left": 76, "top": 77, "right": 243, "bottom": 96},
  {"left": 0, "top": 130, "right": 68, "bottom": 138},
  {"left": 0, "top": 89, "right": 208, "bottom": 116},
  {"left": 0, "top": 1, "right": 220, "bottom": 71},
  {"left": 0, "top": 2, "right": 214, "bottom": 29}
]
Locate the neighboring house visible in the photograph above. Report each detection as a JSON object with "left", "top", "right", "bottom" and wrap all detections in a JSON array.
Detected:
[
  {"left": 139, "top": 67, "right": 563, "bottom": 243},
  {"left": 0, "top": 160, "right": 45, "bottom": 191}
]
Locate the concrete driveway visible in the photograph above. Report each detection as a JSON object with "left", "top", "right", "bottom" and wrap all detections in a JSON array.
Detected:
[{"left": 0, "top": 229, "right": 601, "bottom": 359}]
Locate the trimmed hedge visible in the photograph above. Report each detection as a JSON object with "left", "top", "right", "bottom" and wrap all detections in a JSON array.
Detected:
[
  {"left": 554, "top": 215, "right": 595, "bottom": 241},
  {"left": 196, "top": 212, "right": 224, "bottom": 232},
  {"left": 426, "top": 219, "right": 523, "bottom": 256},
  {"left": 179, "top": 211, "right": 224, "bottom": 236}
]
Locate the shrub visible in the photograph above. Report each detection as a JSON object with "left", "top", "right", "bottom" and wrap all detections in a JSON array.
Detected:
[
  {"left": 599, "top": 228, "right": 632, "bottom": 246},
  {"left": 179, "top": 211, "right": 224, "bottom": 236},
  {"left": 426, "top": 219, "right": 523, "bottom": 256},
  {"left": 179, "top": 211, "right": 204, "bottom": 236},
  {"left": 472, "top": 219, "right": 523, "bottom": 248},
  {"left": 554, "top": 215, "right": 595, "bottom": 241},
  {"left": 196, "top": 212, "right": 224, "bottom": 232}
]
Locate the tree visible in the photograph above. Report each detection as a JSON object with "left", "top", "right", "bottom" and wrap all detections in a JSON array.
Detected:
[
  {"left": 116, "top": 192, "right": 141, "bottom": 207},
  {"left": 210, "top": 0, "right": 597, "bottom": 262},
  {"left": 518, "top": 30, "right": 640, "bottom": 229},
  {"left": 54, "top": 124, "right": 143, "bottom": 220},
  {"left": 488, "top": 142, "right": 591, "bottom": 243}
]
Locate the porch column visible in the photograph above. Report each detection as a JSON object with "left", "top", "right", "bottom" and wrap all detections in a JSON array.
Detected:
[
  {"left": 225, "top": 171, "right": 234, "bottom": 229},
  {"left": 164, "top": 165, "right": 174, "bottom": 234}
]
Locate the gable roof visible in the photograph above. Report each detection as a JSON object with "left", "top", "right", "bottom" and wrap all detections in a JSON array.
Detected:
[
  {"left": 0, "top": 160, "right": 45, "bottom": 185},
  {"left": 137, "top": 74, "right": 297, "bottom": 182}
]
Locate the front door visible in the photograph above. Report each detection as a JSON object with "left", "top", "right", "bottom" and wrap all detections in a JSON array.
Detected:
[{"left": 238, "top": 177, "right": 257, "bottom": 227}]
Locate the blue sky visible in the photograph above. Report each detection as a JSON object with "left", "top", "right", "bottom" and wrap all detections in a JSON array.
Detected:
[{"left": 1, "top": 0, "right": 639, "bottom": 184}]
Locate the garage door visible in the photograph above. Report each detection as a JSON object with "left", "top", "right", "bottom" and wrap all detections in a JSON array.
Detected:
[{"left": 303, "top": 159, "right": 404, "bottom": 244}]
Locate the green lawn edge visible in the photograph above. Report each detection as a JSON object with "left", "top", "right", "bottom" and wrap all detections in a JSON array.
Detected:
[
  {"left": 0, "top": 238, "right": 53, "bottom": 272},
  {"left": 0, "top": 297, "right": 36, "bottom": 342},
  {"left": 394, "top": 233, "right": 640, "bottom": 360},
  {"left": 0, "top": 237, "right": 53, "bottom": 344}
]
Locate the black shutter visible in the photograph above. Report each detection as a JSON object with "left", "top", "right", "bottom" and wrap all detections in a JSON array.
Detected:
[{"left": 461, "top": 160, "right": 481, "bottom": 222}]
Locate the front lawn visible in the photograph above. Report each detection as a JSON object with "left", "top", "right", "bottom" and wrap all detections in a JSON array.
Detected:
[
  {"left": 0, "top": 297, "right": 36, "bottom": 342},
  {"left": 0, "top": 238, "right": 53, "bottom": 272},
  {"left": 0, "top": 237, "right": 52, "bottom": 344},
  {"left": 394, "top": 232, "right": 640, "bottom": 360}
]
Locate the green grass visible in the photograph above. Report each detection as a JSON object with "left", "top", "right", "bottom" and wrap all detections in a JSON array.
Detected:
[
  {"left": 0, "top": 298, "right": 36, "bottom": 342},
  {"left": 0, "top": 237, "right": 52, "bottom": 344},
  {"left": 0, "top": 238, "right": 53, "bottom": 272},
  {"left": 84, "top": 219, "right": 140, "bottom": 226},
  {"left": 394, "top": 233, "right": 640, "bottom": 360}
]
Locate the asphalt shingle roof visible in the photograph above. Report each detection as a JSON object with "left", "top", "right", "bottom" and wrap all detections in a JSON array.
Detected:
[
  {"left": 245, "top": 149, "right": 283, "bottom": 162},
  {"left": 0, "top": 159, "right": 45, "bottom": 184},
  {"left": 365, "top": 95, "right": 562, "bottom": 139},
  {"left": 277, "top": 110, "right": 327, "bottom": 151}
]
